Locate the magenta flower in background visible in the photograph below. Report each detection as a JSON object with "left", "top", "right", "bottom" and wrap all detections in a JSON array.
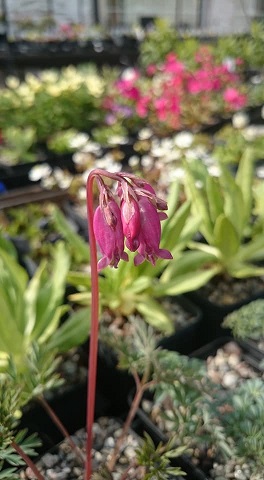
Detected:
[
  {"left": 223, "top": 87, "right": 247, "bottom": 110},
  {"left": 93, "top": 199, "right": 129, "bottom": 270}
]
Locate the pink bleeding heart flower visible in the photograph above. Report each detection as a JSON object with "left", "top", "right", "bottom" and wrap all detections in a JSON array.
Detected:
[
  {"left": 121, "top": 196, "right": 141, "bottom": 252},
  {"left": 93, "top": 199, "right": 128, "bottom": 271},
  {"left": 134, "top": 196, "right": 173, "bottom": 266}
]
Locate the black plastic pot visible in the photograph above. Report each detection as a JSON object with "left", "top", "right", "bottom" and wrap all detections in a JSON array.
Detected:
[
  {"left": 133, "top": 394, "right": 207, "bottom": 480},
  {"left": 0, "top": 152, "right": 77, "bottom": 190},
  {"left": 189, "top": 335, "right": 263, "bottom": 372},
  {"left": 185, "top": 289, "right": 264, "bottom": 345},
  {"left": 157, "top": 295, "right": 203, "bottom": 355},
  {"left": 18, "top": 382, "right": 109, "bottom": 455}
]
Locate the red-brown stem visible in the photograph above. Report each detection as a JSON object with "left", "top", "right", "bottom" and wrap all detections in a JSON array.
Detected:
[
  {"left": 107, "top": 373, "right": 154, "bottom": 473},
  {"left": 37, "top": 395, "right": 85, "bottom": 464},
  {"left": 11, "top": 441, "right": 44, "bottom": 480},
  {"left": 85, "top": 170, "right": 101, "bottom": 480},
  {"left": 84, "top": 169, "right": 142, "bottom": 479}
]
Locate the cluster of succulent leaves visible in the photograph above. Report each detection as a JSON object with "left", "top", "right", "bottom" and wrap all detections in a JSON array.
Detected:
[
  {"left": 223, "top": 299, "right": 264, "bottom": 340},
  {"left": 184, "top": 148, "right": 264, "bottom": 279},
  {"left": 0, "top": 126, "right": 37, "bottom": 165}
]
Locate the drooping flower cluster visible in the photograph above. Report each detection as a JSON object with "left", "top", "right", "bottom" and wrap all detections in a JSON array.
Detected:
[{"left": 93, "top": 172, "right": 173, "bottom": 270}]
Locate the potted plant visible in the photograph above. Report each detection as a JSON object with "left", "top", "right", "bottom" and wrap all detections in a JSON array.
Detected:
[
  {"left": 223, "top": 298, "right": 264, "bottom": 362},
  {"left": 133, "top": 334, "right": 264, "bottom": 480},
  {"left": 181, "top": 147, "right": 264, "bottom": 340}
]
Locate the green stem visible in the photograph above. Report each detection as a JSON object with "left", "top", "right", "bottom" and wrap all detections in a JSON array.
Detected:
[{"left": 11, "top": 441, "right": 44, "bottom": 480}]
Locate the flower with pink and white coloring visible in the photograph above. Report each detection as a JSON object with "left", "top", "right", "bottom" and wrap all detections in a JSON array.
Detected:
[
  {"left": 134, "top": 196, "right": 173, "bottom": 266},
  {"left": 93, "top": 199, "right": 128, "bottom": 271}
]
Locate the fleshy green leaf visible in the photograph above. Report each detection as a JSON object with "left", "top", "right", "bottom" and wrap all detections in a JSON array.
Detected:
[
  {"left": 136, "top": 298, "right": 174, "bottom": 334},
  {"left": 47, "top": 307, "right": 90, "bottom": 352},
  {"left": 213, "top": 214, "right": 240, "bottom": 258}
]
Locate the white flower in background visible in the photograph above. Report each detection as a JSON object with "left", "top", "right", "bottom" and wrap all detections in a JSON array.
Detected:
[
  {"left": 28, "top": 163, "right": 52, "bottom": 181},
  {"left": 40, "top": 71, "right": 59, "bottom": 84},
  {"left": 223, "top": 57, "right": 236, "bottom": 72},
  {"left": 261, "top": 105, "right": 264, "bottom": 119},
  {"left": 128, "top": 155, "right": 140, "bottom": 167},
  {"left": 138, "top": 128, "right": 152, "bottom": 140},
  {"left": 208, "top": 165, "right": 221, "bottom": 177},
  {"left": 121, "top": 67, "right": 138, "bottom": 81},
  {"left": 256, "top": 166, "right": 264, "bottom": 179},
  {"left": 41, "top": 176, "right": 56, "bottom": 189},
  {"left": 5, "top": 76, "right": 20, "bottom": 89},
  {"left": 141, "top": 155, "right": 154, "bottom": 168},
  {"left": 242, "top": 125, "right": 264, "bottom": 141},
  {"left": 77, "top": 187, "right": 87, "bottom": 201},
  {"left": 159, "top": 165, "right": 185, "bottom": 186},
  {"left": 174, "top": 131, "right": 194, "bottom": 149},
  {"left": 53, "top": 168, "right": 72, "bottom": 189},
  {"left": 82, "top": 141, "right": 102, "bottom": 154},
  {"left": 250, "top": 74, "right": 263, "bottom": 85},
  {"left": 69, "top": 133, "right": 90, "bottom": 149},
  {"left": 151, "top": 138, "right": 174, "bottom": 157},
  {"left": 95, "top": 156, "right": 122, "bottom": 172},
  {"left": 25, "top": 73, "right": 41, "bottom": 92},
  {"left": 202, "top": 154, "right": 217, "bottom": 167},
  {"left": 85, "top": 76, "right": 105, "bottom": 97},
  {"left": 108, "top": 135, "right": 129, "bottom": 145},
  {"left": 72, "top": 152, "right": 91, "bottom": 166},
  {"left": 232, "top": 112, "right": 249, "bottom": 129},
  {"left": 195, "top": 180, "right": 204, "bottom": 189},
  {"left": 162, "top": 149, "right": 181, "bottom": 163}
]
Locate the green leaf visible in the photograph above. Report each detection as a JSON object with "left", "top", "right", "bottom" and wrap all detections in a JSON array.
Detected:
[
  {"left": 51, "top": 205, "right": 89, "bottom": 264},
  {"left": 235, "top": 147, "right": 254, "bottom": 226},
  {"left": 23, "top": 262, "right": 46, "bottom": 338},
  {"left": 214, "top": 214, "right": 240, "bottom": 258},
  {"left": 124, "top": 276, "right": 152, "bottom": 294},
  {"left": 219, "top": 164, "right": 245, "bottom": 238},
  {"left": 229, "top": 262, "right": 264, "bottom": 278},
  {"left": 136, "top": 298, "right": 174, "bottom": 334},
  {"left": 206, "top": 174, "right": 224, "bottom": 223},
  {"left": 183, "top": 160, "right": 214, "bottom": 243},
  {"left": 236, "top": 234, "right": 264, "bottom": 262},
  {"left": 47, "top": 307, "right": 90, "bottom": 352},
  {"left": 160, "top": 250, "right": 215, "bottom": 284},
  {"left": 67, "top": 271, "right": 91, "bottom": 288},
  {"left": 31, "top": 242, "right": 70, "bottom": 340},
  {"left": 154, "top": 267, "right": 220, "bottom": 296},
  {"left": 0, "top": 235, "right": 18, "bottom": 259},
  {"left": 0, "top": 294, "right": 24, "bottom": 354}
]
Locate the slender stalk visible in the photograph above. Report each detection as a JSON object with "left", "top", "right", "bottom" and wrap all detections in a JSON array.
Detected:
[
  {"left": 37, "top": 395, "right": 85, "bottom": 464},
  {"left": 85, "top": 171, "right": 100, "bottom": 480},
  {"left": 11, "top": 441, "right": 44, "bottom": 480},
  {"left": 107, "top": 374, "right": 153, "bottom": 473}
]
